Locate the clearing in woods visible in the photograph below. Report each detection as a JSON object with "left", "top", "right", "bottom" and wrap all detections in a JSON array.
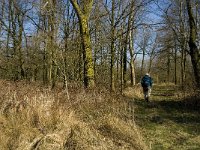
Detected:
[{"left": 130, "top": 84, "right": 200, "bottom": 150}]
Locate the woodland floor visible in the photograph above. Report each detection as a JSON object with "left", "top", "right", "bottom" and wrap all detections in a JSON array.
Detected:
[
  {"left": 0, "top": 81, "right": 199, "bottom": 149},
  {"left": 129, "top": 84, "right": 200, "bottom": 150}
]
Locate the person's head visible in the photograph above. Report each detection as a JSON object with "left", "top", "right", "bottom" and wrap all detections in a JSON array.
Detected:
[{"left": 145, "top": 73, "right": 150, "bottom": 76}]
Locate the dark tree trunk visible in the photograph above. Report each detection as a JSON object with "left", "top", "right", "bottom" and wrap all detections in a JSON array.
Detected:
[{"left": 186, "top": 0, "right": 200, "bottom": 87}]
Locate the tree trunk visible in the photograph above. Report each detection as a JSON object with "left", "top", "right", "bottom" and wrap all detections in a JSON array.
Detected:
[
  {"left": 70, "top": 0, "right": 95, "bottom": 88},
  {"left": 186, "top": 0, "right": 200, "bottom": 87},
  {"left": 81, "top": 17, "right": 95, "bottom": 88},
  {"left": 110, "top": 0, "right": 115, "bottom": 91},
  {"left": 174, "top": 47, "right": 177, "bottom": 85},
  {"left": 123, "top": 40, "right": 127, "bottom": 87},
  {"left": 41, "top": 0, "right": 58, "bottom": 88},
  {"left": 180, "top": 1, "right": 187, "bottom": 88},
  {"left": 141, "top": 48, "right": 145, "bottom": 77},
  {"left": 126, "top": 0, "right": 135, "bottom": 87},
  {"left": 17, "top": 14, "right": 25, "bottom": 79},
  {"left": 167, "top": 49, "right": 171, "bottom": 83},
  {"left": 129, "top": 30, "right": 136, "bottom": 86}
]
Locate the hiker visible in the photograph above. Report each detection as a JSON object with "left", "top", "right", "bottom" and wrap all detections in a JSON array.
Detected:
[{"left": 141, "top": 73, "right": 153, "bottom": 102}]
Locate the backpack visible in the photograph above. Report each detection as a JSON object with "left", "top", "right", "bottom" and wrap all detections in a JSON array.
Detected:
[{"left": 141, "top": 76, "right": 151, "bottom": 87}]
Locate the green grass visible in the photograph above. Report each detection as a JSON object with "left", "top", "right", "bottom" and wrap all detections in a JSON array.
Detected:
[{"left": 132, "top": 84, "right": 200, "bottom": 150}]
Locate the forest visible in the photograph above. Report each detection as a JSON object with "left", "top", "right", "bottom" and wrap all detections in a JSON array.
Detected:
[{"left": 0, "top": 0, "right": 199, "bottom": 149}]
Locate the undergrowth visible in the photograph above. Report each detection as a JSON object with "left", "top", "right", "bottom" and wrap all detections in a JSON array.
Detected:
[{"left": 0, "top": 80, "right": 147, "bottom": 150}]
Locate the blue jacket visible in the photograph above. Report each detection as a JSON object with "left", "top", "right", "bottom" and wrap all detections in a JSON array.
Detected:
[{"left": 141, "top": 75, "right": 153, "bottom": 87}]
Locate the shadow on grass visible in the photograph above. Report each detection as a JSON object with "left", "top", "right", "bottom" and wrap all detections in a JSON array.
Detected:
[
  {"left": 130, "top": 85, "right": 200, "bottom": 149},
  {"left": 156, "top": 96, "right": 200, "bottom": 111},
  {"left": 133, "top": 96, "right": 200, "bottom": 133},
  {"left": 151, "top": 93, "right": 174, "bottom": 97}
]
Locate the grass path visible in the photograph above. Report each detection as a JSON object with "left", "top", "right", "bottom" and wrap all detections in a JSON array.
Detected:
[{"left": 132, "top": 85, "right": 200, "bottom": 150}]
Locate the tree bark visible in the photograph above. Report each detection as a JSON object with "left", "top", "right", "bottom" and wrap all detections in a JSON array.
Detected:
[
  {"left": 110, "top": 0, "right": 116, "bottom": 91},
  {"left": 186, "top": 0, "right": 200, "bottom": 87},
  {"left": 70, "top": 0, "right": 95, "bottom": 88},
  {"left": 174, "top": 46, "right": 177, "bottom": 85},
  {"left": 167, "top": 49, "right": 171, "bottom": 83},
  {"left": 129, "top": 30, "right": 136, "bottom": 86}
]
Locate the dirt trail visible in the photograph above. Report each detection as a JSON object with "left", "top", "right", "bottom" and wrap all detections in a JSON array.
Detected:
[{"left": 132, "top": 84, "right": 200, "bottom": 150}]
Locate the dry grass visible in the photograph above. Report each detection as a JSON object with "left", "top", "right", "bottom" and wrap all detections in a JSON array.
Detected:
[
  {"left": 123, "top": 84, "right": 143, "bottom": 99},
  {"left": 0, "top": 80, "right": 147, "bottom": 150}
]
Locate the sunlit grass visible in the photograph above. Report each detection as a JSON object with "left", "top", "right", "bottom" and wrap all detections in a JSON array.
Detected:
[
  {"left": 1, "top": 80, "right": 199, "bottom": 149},
  {"left": 0, "top": 80, "right": 147, "bottom": 150},
  {"left": 132, "top": 84, "right": 200, "bottom": 150}
]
